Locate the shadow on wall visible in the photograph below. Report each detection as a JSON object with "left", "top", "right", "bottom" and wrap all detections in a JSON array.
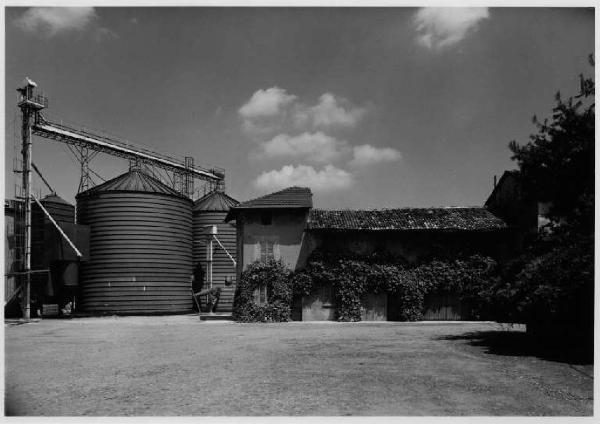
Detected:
[{"left": 438, "top": 330, "right": 593, "bottom": 366}]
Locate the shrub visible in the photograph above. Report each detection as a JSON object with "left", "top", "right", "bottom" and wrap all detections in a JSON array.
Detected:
[
  {"left": 511, "top": 236, "right": 593, "bottom": 330},
  {"left": 232, "top": 259, "right": 292, "bottom": 322}
]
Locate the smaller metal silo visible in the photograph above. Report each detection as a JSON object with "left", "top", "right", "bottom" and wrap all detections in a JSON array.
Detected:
[
  {"left": 31, "top": 194, "right": 77, "bottom": 303},
  {"left": 32, "top": 194, "right": 75, "bottom": 267},
  {"left": 193, "top": 190, "right": 239, "bottom": 312},
  {"left": 39, "top": 194, "right": 76, "bottom": 223}
]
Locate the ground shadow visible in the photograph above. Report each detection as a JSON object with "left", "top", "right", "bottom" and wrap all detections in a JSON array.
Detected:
[{"left": 439, "top": 330, "right": 593, "bottom": 366}]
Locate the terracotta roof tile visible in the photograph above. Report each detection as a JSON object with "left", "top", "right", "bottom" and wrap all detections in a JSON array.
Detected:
[
  {"left": 225, "top": 186, "right": 312, "bottom": 221},
  {"left": 307, "top": 207, "right": 507, "bottom": 232},
  {"left": 235, "top": 186, "right": 312, "bottom": 209}
]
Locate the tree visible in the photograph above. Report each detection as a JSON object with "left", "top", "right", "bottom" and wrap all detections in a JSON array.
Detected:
[
  {"left": 508, "top": 54, "right": 594, "bottom": 233},
  {"left": 500, "top": 56, "right": 594, "bottom": 352}
]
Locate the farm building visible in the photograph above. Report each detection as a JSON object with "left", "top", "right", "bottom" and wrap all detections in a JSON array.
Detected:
[{"left": 225, "top": 185, "right": 531, "bottom": 321}]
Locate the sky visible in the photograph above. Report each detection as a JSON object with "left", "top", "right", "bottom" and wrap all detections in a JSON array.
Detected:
[{"left": 4, "top": 7, "right": 595, "bottom": 209}]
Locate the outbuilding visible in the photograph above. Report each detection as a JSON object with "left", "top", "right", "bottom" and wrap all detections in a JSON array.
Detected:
[{"left": 226, "top": 186, "right": 513, "bottom": 321}]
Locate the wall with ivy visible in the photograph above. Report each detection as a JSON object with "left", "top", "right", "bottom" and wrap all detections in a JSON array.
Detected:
[
  {"left": 232, "top": 259, "right": 293, "bottom": 322},
  {"left": 233, "top": 251, "right": 499, "bottom": 323},
  {"left": 290, "top": 251, "right": 499, "bottom": 322}
]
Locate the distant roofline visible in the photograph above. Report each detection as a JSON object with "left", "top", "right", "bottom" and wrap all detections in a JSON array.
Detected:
[{"left": 484, "top": 170, "right": 520, "bottom": 207}]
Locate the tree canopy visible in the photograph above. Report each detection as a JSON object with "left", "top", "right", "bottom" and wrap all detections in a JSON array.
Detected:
[{"left": 508, "top": 55, "right": 594, "bottom": 233}]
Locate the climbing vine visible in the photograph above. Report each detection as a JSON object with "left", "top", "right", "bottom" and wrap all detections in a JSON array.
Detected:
[
  {"left": 233, "top": 251, "right": 499, "bottom": 323},
  {"left": 290, "top": 251, "right": 498, "bottom": 322},
  {"left": 232, "top": 259, "right": 293, "bottom": 322}
]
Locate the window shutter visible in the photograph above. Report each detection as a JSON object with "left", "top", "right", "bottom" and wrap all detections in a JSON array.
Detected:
[
  {"left": 253, "top": 241, "right": 261, "bottom": 262},
  {"left": 273, "top": 241, "right": 281, "bottom": 261}
]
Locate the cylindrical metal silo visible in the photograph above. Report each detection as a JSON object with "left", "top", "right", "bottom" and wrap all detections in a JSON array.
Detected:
[
  {"left": 32, "top": 194, "right": 75, "bottom": 269},
  {"left": 193, "top": 190, "right": 239, "bottom": 312},
  {"left": 76, "top": 169, "right": 193, "bottom": 314},
  {"left": 39, "top": 194, "right": 76, "bottom": 223},
  {"left": 31, "top": 194, "right": 76, "bottom": 299}
]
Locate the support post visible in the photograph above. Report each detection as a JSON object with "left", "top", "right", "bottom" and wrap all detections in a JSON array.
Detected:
[
  {"left": 206, "top": 227, "right": 214, "bottom": 290},
  {"left": 78, "top": 147, "right": 92, "bottom": 193}
]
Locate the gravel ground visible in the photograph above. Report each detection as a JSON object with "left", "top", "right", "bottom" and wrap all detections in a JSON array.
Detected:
[{"left": 4, "top": 316, "right": 593, "bottom": 416}]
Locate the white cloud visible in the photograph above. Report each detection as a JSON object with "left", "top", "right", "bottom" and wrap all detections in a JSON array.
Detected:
[
  {"left": 239, "top": 88, "right": 367, "bottom": 135},
  {"left": 349, "top": 144, "right": 402, "bottom": 168},
  {"left": 295, "top": 93, "right": 367, "bottom": 129},
  {"left": 239, "top": 87, "right": 297, "bottom": 119},
  {"left": 413, "top": 8, "right": 489, "bottom": 49},
  {"left": 255, "top": 164, "right": 353, "bottom": 192},
  {"left": 15, "top": 7, "right": 98, "bottom": 36},
  {"left": 260, "top": 132, "right": 348, "bottom": 164}
]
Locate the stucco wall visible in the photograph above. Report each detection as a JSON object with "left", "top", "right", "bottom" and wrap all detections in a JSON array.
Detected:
[{"left": 238, "top": 209, "right": 311, "bottom": 272}]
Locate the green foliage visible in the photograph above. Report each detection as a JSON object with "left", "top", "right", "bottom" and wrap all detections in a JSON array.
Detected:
[
  {"left": 509, "top": 58, "right": 594, "bottom": 233},
  {"left": 509, "top": 235, "right": 593, "bottom": 326},
  {"left": 290, "top": 251, "right": 499, "bottom": 322},
  {"left": 502, "top": 59, "right": 594, "bottom": 349},
  {"left": 232, "top": 259, "right": 292, "bottom": 322}
]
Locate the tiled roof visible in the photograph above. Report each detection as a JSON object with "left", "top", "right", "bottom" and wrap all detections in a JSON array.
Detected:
[
  {"left": 193, "top": 190, "right": 239, "bottom": 212},
  {"left": 77, "top": 169, "right": 183, "bottom": 198},
  {"left": 307, "top": 207, "right": 507, "bottom": 232},
  {"left": 225, "top": 186, "right": 312, "bottom": 221},
  {"left": 236, "top": 187, "right": 312, "bottom": 209}
]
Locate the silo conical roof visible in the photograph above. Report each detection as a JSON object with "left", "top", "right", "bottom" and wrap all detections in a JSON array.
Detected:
[
  {"left": 193, "top": 190, "right": 239, "bottom": 212},
  {"left": 76, "top": 169, "right": 183, "bottom": 198},
  {"left": 41, "top": 193, "right": 73, "bottom": 206}
]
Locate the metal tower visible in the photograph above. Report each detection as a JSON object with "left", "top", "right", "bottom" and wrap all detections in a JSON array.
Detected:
[{"left": 16, "top": 77, "right": 47, "bottom": 321}]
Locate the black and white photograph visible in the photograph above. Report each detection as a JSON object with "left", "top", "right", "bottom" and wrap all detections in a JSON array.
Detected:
[{"left": 2, "top": 3, "right": 596, "bottom": 417}]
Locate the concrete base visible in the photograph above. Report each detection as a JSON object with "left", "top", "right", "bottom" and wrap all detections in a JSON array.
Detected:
[{"left": 199, "top": 312, "right": 233, "bottom": 321}]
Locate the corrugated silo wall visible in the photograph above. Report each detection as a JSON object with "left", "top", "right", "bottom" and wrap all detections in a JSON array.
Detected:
[
  {"left": 77, "top": 192, "right": 193, "bottom": 314},
  {"left": 193, "top": 211, "right": 237, "bottom": 312},
  {"left": 31, "top": 199, "right": 75, "bottom": 295}
]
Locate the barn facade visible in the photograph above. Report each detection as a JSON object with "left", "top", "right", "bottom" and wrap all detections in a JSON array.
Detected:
[{"left": 226, "top": 186, "right": 516, "bottom": 321}]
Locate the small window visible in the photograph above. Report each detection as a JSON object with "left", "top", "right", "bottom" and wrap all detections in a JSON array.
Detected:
[
  {"left": 254, "top": 236, "right": 280, "bottom": 263},
  {"left": 254, "top": 284, "right": 268, "bottom": 305},
  {"left": 260, "top": 212, "right": 272, "bottom": 225},
  {"left": 260, "top": 239, "right": 274, "bottom": 262},
  {"left": 321, "top": 284, "right": 333, "bottom": 308}
]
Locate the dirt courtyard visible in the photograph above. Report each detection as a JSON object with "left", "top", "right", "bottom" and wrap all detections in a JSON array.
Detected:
[{"left": 4, "top": 316, "right": 593, "bottom": 416}]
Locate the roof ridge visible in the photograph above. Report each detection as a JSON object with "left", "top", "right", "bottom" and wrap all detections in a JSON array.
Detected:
[{"left": 234, "top": 186, "right": 312, "bottom": 209}]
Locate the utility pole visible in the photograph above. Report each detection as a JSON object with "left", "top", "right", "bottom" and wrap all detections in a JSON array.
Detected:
[{"left": 16, "top": 78, "right": 46, "bottom": 321}]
